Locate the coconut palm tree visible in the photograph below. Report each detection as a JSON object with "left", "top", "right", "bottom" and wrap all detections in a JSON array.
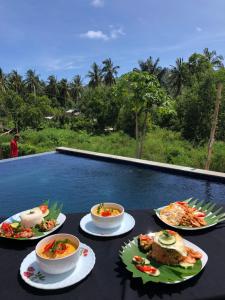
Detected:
[
  {"left": 0, "top": 68, "right": 8, "bottom": 93},
  {"left": 70, "top": 75, "right": 83, "bottom": 102},
  {"left": 102, "top": 58, "right": 119, "bottom": 85},
  {"left": 169, "top": 58, "right": 186, "bottom": 97},
  {"left": 134, "top": 56, "right": 166, "bottom": 84},
  {"left": 24, "top": 69, "right": 40, "bottom": 96},
  {"left": 58, "top": 78, "right": 70, "bottom": 107},
  {"left": 46, "top": 75, "right": 58, "bottom": 99},
  {"left": 203, "top": 48, "right": 224, "bottom": 69},
  {"left": 8, "top": 70, "right": 24, "bottom": 94},
  {"left": 87, "top": 63, "right": 103, "bottom": 88}
]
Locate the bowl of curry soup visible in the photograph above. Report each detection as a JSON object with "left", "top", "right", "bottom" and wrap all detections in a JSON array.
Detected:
[
  {"left": 91, "top": 203, "right": 124, "bottom": 229},
  {"left": 35, "top": 233, "right": 80, "bottom": 274}
]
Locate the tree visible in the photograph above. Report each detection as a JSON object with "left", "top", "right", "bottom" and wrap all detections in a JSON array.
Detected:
[
  {"left": 116, "top": 71, "right": 171, "bottom": 158},
  {"left": 169, "top": 58, "right": 186, "bottom": 97},
  {"left": 102, "top": 58, "right": 119, "bottom": 85},
  {"left": 46, "top": 75, "right": 59, "bottom": 101},
  {"left": 58, "top": 78, "right": 70, "bottom": 107},
  {"left": 0, "top": 68, "right": 7, "bottom": 94},
  {"left": 24, "top": 69, "right": 41, "bottom": 96},
  {"left": 203, "top": 48, "right": 224, "bottom": 69},
  {"left": 205, "top": 68, "right": 225, "bottom": 170},
  {"left": 87, "top": 63, "right": 103, "bottom": 87},
  {"left": 70, "top": 75, "right": 83, "bottom": 102},
  {"left": 8, "top": 70, "right": 24, "bottom": 95},
  {"left": 134, "top": 56, "right": 166, "bottom": 84}
]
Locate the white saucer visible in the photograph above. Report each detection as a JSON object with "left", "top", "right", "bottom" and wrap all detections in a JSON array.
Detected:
[
  {"left": 20, "top": 243, "right": 95, "bottom": 290},
  {"left": 80, "top": 212, "right": 135, "bottom": 237}
]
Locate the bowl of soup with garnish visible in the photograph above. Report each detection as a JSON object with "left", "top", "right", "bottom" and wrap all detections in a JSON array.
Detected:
[
  {"left": 35, "top": 233, "right": 80, "bottom": 274},
  {"left": 91, "top": 203, "right": 124, "bottom": 229}
]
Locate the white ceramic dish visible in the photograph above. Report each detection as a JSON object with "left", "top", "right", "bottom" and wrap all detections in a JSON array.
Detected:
[
  {"left": 0, "top": 212, "right": 66, "bottom": 240},
  {"left": 35, "top": 233, "right": 80, "bottom": 274},
  {"left": 155, "top": 206, "right": 216, "bottom": 231},
  {"left": 121, "top": 234, "right": 208, "bottom": 284},
  {"left": 91, "top": 203, "right": 124, "bottom": 229},
  {"left": 20, "top": 243, "right": 95, "bottom": 290},
  {"left": 80, "top": 212, "right": 135, "bottom": 237}
]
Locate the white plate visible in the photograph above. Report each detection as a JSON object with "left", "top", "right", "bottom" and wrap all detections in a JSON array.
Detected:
[
  {"left": 0, "top": 212, "right": 66, "bottom": 240},
  {"left": 20, "top": 243, "right": 95, "bottom": 289},
  {"left": 155, "top": 206, "right": 216, "bottom": 231},
  {"left": 80, "top": 212, "right": 135, "bottom": 237},
  {"left": 122, "top": 234, "right": 208, "bottom": 284}
]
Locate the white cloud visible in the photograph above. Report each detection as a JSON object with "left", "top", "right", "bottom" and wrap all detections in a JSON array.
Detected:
[
  {"left": 91, "top": 0, "right": 104, "bottom": 7},
  {"left": 196, "top": 27, "right": 203, "bottom": 32},
  {"left": 110, "top": 27, "right": 125, "bottom": 39},
  {"left": 80, "top": 27, "right": 125, "bottom": 41},
  {"left": 44, "top": 56, "right": 84, "bottom": 71},
  {"left": 80, "top": 30, "right": 109, "bottom": 41}
]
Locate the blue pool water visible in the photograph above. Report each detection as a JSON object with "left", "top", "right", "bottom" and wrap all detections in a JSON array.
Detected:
[{"left": 0, "top": 152, "right": 225, "bottom": 217}]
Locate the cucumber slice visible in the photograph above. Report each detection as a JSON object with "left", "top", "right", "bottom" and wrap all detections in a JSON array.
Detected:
[{"left": 158, "top": 235, "right": 176, "bottom": 245}]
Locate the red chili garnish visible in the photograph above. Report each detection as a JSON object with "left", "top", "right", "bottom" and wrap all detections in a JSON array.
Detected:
[
  {"left": 101, "top": 210, "right": 112, "bottom": 217},
  {"left": 39, "top": 205, "right": 48, "bottom": 214},
  {"left": 43, "top": 240, "right": 55, "bottom": 253},
  {"left": 195, "top": 212, "right": 206, "bottom": 218},
  {"left": 136, "top": 265, "right": 157, "bottom": 274},
  {"left": 167, "top": 230, "right": 176, "bottom": 235},
  {"left": 177, "top": 201, "right": 187, "bottom": 205}
]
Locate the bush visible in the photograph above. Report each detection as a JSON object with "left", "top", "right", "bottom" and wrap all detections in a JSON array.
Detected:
[{"left": 0, "top": 142, "right": 37, "bottom": 159}]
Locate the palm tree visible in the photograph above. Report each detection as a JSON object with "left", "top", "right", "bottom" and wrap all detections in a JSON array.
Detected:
[
  {"left": 102, "top": 58, "right": 119, "bottom": 85},
  {"left": 87, "top": 63, "right": 103, "bottom": 87},
  {"left": 58, "top": 78, "right": 70, "bottom": 107},
  {"left": 169, "top": 58, "right": 186, "bottom": 97},
  {"left": 46, "top": 75, "right": 58, "bottom": 99},
  {"left": 134, "top": 56, "right": 166, "bottom": 84},
  {"left": 24, "top": 69, "right": 40, "bottom": 96},
  {"left": 8, "top": 70, "right": 24, "bottom": 94},
  {"left": 70, "top": 75, "right": 83, "bottom": 102},
  {"left": 203, "top": 48, "right": 224, "bottom": 69},
  {"left": 0, "top": 68, "right": 8, "bottom": 93}
]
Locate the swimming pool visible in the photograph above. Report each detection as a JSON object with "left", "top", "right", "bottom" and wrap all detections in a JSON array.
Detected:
[{"left": 0, "top": 152, "right": 225, "bottom": 217}]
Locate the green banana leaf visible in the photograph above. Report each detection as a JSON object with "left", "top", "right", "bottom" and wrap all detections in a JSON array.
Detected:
[
  {"left": 0, "top": 201, "right": 63, "bottom": 240},
  {"left": 120, "top": 237, "right": 202, "bottom": 284},
  {"left": 155, "top": 198, "right": 225, "bottom": 230}
]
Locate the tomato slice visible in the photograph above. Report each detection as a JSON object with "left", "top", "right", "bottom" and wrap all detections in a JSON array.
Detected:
[
  {"left": 1, "top": 223, "right": 12, "bottom": 232},
  {"left": 101, "top": 210, "right": 111, "bottom": 217},
  {"left": 39, "top": 205, "right": 48, "bottom": 214},
  {"left": 136, "top": 265, "right": 157, "bottom": 274}
]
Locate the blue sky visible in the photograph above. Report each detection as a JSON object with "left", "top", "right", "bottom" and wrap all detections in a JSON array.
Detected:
[{"left": 0, "top": 0, "right": 225, "bottom": 81}]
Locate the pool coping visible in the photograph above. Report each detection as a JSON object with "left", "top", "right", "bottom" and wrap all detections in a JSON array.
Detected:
[
  {"left": 0, "top": 151, "right": 56, "bottom": 163},
  {"left": 56, "top": 147, "right": 225, "bottom": 183}
]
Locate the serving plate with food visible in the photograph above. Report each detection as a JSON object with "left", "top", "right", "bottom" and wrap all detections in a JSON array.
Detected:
[
  {"left": 120, "top": 229, "right": 207, "bottom": 284},
  {"left": 0, "top": 202, "right": 66, "bottom": 240},
  {"left": 155, "top": 198, "right": 225, "bottom": 230},
  {"left": 80, "top": 202, "right": 135, "bottom": 237},
  {"left": 20, "top": 233, "right": 96, "bottom": 289}
]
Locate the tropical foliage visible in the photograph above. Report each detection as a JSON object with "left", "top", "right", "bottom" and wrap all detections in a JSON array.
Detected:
[{"left": 0, "top": 49, "right": 225, "bottom": 171}]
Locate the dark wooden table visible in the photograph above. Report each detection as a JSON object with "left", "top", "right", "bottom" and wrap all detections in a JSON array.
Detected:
[{"left": 1, "top": 210, "right": 225, "bottom": 300}]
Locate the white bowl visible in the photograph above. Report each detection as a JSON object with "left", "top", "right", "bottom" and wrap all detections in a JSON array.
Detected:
[
  {"left": 91, "top": 203, "right": 124, "bottom": 229},
  {"left": 35, "top": 233, "right": 80, "bottom": 275}
]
